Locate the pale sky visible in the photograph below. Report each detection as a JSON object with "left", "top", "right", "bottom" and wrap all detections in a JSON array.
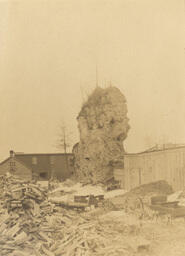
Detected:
[{"left": 0, "top": 0, "right": 184, "bottom": 161}]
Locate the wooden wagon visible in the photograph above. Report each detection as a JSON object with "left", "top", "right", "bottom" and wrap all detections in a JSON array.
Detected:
[{"left": 149, "top": 195, "right": 185, "bottom": 223}]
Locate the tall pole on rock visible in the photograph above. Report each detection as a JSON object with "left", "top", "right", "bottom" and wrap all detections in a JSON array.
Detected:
[{"left": 96, "top": 63, "right": 98, "bottom": 88}]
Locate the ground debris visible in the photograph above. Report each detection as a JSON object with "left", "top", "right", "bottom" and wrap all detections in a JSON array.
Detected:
[{"left": 0, "top": 174, "right": 150, "bottom": 255}]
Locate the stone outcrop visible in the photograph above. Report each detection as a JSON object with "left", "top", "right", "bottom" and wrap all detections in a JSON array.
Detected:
[{"left": 73, "top": 86, "right": 130, "bottom": 184}]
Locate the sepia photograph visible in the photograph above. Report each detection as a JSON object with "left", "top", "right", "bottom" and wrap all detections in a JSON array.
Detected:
[{"left": 0, "top": 0, "right": 184, "bottom": 255}]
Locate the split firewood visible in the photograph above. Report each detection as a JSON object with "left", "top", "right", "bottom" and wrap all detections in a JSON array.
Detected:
[{"left": 41, "top": 245, "right": 55, "bottom": 256}]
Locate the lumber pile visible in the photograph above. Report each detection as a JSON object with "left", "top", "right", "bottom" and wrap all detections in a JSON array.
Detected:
[
  {"left": 0, "top": 209, "right": 148, "bottom": 256},
  {"left": 0, "top": 174, "right": 48, "bottom": 215},
  {"left": 0, "top": 174, "right": 149, "bottom": 256}
]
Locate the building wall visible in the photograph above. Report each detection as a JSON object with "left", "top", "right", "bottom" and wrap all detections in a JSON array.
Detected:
[
  {"left": 0, "top": 158, "right": 32, "bottom": 180},
  {"left": 117, "top": 147, "right": 185, "bottom": 191},
  {"left": 0, "top": 153, "right": 75, "bottom": 181},
  {"left": 114, "top": 168, "right": 125, "bottom": 187},
  {"left": 16, "top": 154, "right": 74, "bottom": 181},
  {"left": 50, "top": 154, "right": 74, "bottom": 180}
]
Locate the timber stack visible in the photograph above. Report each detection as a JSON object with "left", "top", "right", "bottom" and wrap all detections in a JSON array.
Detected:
[{"left": 0, "top": 174, "right": 147, "bottom": 256}]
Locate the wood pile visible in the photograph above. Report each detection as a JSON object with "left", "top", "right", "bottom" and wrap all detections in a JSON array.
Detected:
[
  {"left": 0, "top": 174, "right": 48, "bottom": 215},
  {"left": 0, "top": 174, "right": 147, "bottom": 256}
]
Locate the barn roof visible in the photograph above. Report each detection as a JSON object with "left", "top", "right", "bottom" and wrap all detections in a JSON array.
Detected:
[
  {"left": 125, "top": 144, "right": 185, "bottom": 156},
  {"left": 0, "top": 151, "right": 74, "bottom": 173}
]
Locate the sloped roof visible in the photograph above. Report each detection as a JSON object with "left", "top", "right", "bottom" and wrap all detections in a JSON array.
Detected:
[
  {"left": 0, "top": 152, "right": 74, "bottom": 172},
  {"left": 0, "top": 156, "right": 33, "bottom": 170},
  {"left": 125, "top": 144, "right": 185, "bottom": 156}
]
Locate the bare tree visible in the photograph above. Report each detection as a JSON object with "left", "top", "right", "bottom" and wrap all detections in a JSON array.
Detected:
[
  {"left": 57, "top": 121, "right": 73, "bottom": 153},
  {"left": 56, "top": 121, "right": 75, "bottom": 176}
]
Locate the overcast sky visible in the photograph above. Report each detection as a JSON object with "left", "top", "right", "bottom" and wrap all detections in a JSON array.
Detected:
[{"left": 0, "top": 0, "right": 184, "bottom": 161}]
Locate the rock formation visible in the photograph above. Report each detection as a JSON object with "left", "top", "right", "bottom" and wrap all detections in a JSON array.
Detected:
[{"left": 73, "top": 86, "right": 130, "bottom": 184}]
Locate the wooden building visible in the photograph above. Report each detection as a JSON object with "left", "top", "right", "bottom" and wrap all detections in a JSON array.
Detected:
[
  {"left": 114, "top": 145, "right": 185, "bottom": 191},
  {"left": 0, "top": 150, "right": 74, "bottom": 181}
]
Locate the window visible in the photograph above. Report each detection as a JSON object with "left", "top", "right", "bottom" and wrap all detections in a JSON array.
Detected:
[
  {"left": 50, "top": 156, "right": 55, "bottom": 165},
  {"left": 39, "top": 172, "right": 47, "bottom": 179},
  {"left": 9, "top": 161, "right": 16, "bottom": 172},
  {"left": 32, "top": 157, "right": 37, "bottom": 165},
  {"left": 9, "top": 161, "right": 15, "bottom": 167}
]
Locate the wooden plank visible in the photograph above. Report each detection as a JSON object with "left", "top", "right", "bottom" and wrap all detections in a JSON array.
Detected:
[
  {"left": 6, "top": 223, "right": 21, "bottom": 238},
  {"left": 41, "top": 245, "right": 55, "bottom": 256}
]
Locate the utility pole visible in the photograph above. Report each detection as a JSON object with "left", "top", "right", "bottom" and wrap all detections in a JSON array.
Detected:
[{"left": 96, "top": 63, "right": 98, "bottom": 88}]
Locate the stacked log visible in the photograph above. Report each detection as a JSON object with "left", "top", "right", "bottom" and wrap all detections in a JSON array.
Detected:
[{"left": 0, "top": 174, "right": 149, "bottom": 256}]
